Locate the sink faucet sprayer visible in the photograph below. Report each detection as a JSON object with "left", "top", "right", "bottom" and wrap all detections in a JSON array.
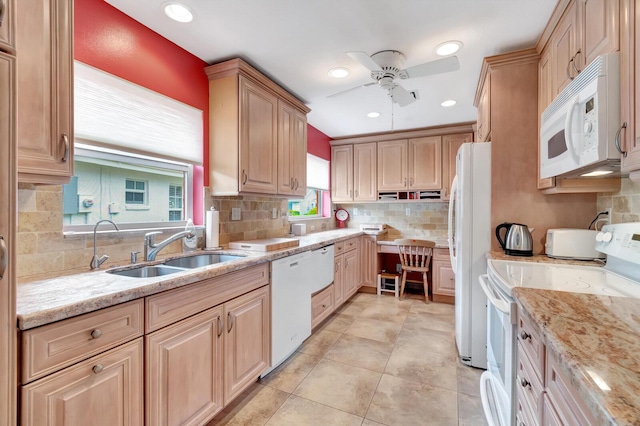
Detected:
[
  {"left": 144, "top": 228, "right": 196, "bottom": 261},
  {"left": 90, "top": 220, "right": 120, "bottom": 270}
]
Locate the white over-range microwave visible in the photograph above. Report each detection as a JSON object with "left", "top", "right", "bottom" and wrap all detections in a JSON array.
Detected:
[{"left": 540, "top": 52, "right": 622, "bottom": 179}]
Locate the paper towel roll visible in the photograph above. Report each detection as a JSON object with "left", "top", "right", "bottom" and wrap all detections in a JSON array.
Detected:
[{"left": 205, "top": 209, "right": 220, "bottom": 249}]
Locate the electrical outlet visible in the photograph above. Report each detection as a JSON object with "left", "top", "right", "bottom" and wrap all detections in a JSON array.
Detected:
[
  {"left": 353, "top": 207, "right": 358, "bottom": 216},
  {"left": 396, "top": 263, "right": 402, "bottom": 273},
  {"left": 231, "top": 207, "right": 241, "bottom": 221},
  {"left": 606, "top": 207, "right": 612, "bottom": 219},
  {"left": 272, "top": 207, "right": 277, "bottom": 219},
  {"left": 406, "top": 208, "right": 411, "bottom": 216}
]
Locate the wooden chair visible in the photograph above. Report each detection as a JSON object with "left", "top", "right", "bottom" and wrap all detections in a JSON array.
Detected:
[{"left": 395, "top": 239, "right": 435, "bottom": 302}]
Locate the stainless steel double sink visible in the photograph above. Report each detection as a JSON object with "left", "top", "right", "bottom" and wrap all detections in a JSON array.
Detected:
[{"left": 107, "top": 253, "right": 246, "bottom": 278}]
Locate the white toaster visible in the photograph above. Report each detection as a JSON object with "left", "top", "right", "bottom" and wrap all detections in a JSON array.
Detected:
[{"left": 545, "top": 229, "right": 605, "bottom": 260}]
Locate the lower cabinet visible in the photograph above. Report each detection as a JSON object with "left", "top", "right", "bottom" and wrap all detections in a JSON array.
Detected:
[
  {"left": 360, "top": 235, "right": 377, "bottom": 289},
  {"left": 333, "top": 255, "right": 344, "bottom": 307},
  {"left": 21, "top": 339, "right": 144, "bottom": 426},
  {"left": 432, "top": 248, "right": 455, "bottom": 303},
  {"left": 343, "top": 248, "right": 360, "bottom": 300},
  {"left": 311, "top": 283, "right": 335, "bottom": 328}
]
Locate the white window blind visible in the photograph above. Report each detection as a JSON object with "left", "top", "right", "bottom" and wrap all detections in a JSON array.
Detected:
[
  {"left": 74, "top": 61, "right": 203, "bottom": 164},
  {"left": 306, "top": 154, "right": 329, "bottom": 190}
]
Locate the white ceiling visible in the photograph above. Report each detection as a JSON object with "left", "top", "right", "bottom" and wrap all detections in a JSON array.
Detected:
[{"left": 105, "top": 0, "right": 558, "bottom": 138}]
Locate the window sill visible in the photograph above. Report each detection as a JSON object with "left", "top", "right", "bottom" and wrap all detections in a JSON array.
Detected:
[
  {"left": 125, "top": 205, "right": 150, "bottom": 211},
  {"left": 288, "top": 216, "right": 329, "bottom": 222},
  {"left": 63, "top": 224, "right": 203, "bottom": 238}
]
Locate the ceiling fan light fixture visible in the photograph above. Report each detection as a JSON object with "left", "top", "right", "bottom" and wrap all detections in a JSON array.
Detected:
[
  {"left": 435, "top": 41, "right": 463, "bottom": 56},
  {"left": 367, "top": 112, "right": 381, "bottom": 118},
  {"left": 441, "top": 99, "right": 457, "bottom": 107},
  {"left": 328, "top": 67, "right": 350, "bottom": 78},
  {"left": 163, "top": 2, "right": 194, "bottom": 23}
]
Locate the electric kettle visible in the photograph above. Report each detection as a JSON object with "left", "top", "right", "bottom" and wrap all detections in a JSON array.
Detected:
[{"left": 495, "top": 223, "right": 534, "bottom": 256}]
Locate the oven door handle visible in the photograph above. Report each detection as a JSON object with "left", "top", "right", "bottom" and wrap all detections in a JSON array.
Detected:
[
  {"left": 447, "top": 175, "right": 458, "bottom": 270},
  {"left": 479, "top": 371, "right": 499, "bottom": 426},
  {"left": 479, "top": 274, "right": 515, "bottom": 322}
]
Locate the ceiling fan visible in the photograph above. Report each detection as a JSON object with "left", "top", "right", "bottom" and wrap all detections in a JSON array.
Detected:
[{"left": 330, "top": 50, "right": 460, "bottom": 107}]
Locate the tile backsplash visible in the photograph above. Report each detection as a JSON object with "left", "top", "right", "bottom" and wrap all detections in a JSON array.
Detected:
[
  {"left": 336, "top": 202, "right": 449, "bottom": 239},
  {"left": 597, "top": 177, "right": 640, "bottom": 224}
]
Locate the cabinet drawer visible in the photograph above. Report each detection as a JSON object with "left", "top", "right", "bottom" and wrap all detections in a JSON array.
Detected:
[
  {"left": 344, "top": 237, "right": 359, "bottom": 252},
  {"left": 146, "top": 263, "right": 269, "bottom": 333},
  {"left": 334, "top": 241, "right": 345, "bottom": 254},
  {"left": 433, "top": 247, "right": 450, "bottom": 262},
  {"left": 21, "top": 299, "right": 144, "bottom": 384},
  {"left": 516, "top": 391, "right": 538, "bottom": 426},
  {"left": 517, "top": 307, "right": 544, "bottom": 381},
  {"left": 311, "top": 283, "right": 335, "bottom": 328},
  {"left": 516, "top": 343, "right": 543, "bottom": 421},
  {"left": 378, "top": 244, "right": 399, "bottom": 254}
]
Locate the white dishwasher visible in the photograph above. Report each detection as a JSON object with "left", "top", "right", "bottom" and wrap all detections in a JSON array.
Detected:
[{"left": 263, "top": 250, "right": 313, "bottom": 376}]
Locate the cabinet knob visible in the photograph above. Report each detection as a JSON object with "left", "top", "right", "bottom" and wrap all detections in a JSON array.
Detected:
[
  {"left": 520, "top": 377, "right": 531, "bottom": 388},
  {"left": 92, "top": 364, "right": 104, "bottom": 374},
  {"left": 321, "top": 304, "right": 327, "bottom": 309},
  {"left": 0, "top": 235, "right": 6, "bottom": 280},
  {"left": 90, "top": 329, "right": 102, "bottom": 339},
  {"left": 520, "top": 331, "right": 531, "bottom": 341},
  {"left": 227, "top": 312, "right": 234, "bottom": 332},
  {"left": 242, "top": 169, "right": 248, "bottom": 185},
  {"left": 217, "top": 316, "right": 223, "bottom": 337}
]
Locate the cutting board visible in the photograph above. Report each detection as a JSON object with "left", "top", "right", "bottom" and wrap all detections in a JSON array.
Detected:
[{"left": 229, "top": 238, "right": 299, "bottom": 252}]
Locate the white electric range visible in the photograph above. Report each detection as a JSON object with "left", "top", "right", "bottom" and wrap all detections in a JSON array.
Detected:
[{"left": 479, "top": 222, "right": 640, "bottom": 426}]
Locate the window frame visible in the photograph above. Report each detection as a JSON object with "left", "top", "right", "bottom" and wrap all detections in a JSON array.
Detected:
[
  {"left": 288, "top": 187, "right": 324, "bottom": 220},
  {"left": 63, "top": 143, "right": 194, "bottom": 235}
]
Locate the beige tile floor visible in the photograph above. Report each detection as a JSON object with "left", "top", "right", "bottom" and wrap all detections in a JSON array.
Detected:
[{"left": 208, "top": 292, "right": 487, "bottom": 426}]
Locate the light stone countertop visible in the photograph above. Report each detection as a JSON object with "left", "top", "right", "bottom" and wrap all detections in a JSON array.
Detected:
[
  {"left": 487, "top": 251, "right": 604, "bottom": 267},
  {"left": 513, "top": 288, "right": 640, "bottom": 425},
  {"left": 17, "top": 229, "right": 363, "bottom": 330}
]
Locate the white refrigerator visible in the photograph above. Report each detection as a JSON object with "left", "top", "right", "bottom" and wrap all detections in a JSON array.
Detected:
[{"left": 447, "top": 142, "right": 490, "bottom": 369}]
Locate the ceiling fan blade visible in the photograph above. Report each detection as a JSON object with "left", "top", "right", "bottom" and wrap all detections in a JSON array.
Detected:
[
  {"left": 390, "top": 85, "right": 416, "bottom": 107},
  {"left": 327, "top": 82, "right": 376, "bottom": 98},
  {"left": 347, "top": 51, "right": 383, "bottom": 72},
  {"left": 402, "top": 56, "right": 460, "bottom": 79}
]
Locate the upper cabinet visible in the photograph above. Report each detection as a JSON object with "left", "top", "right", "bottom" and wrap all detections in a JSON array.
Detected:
[
  {"left": 0, "top": 0, "right": 15, "bottom": 53},
  {"left": 206, "top": 59, "right": 310, "bottom": 196},
  {"left": 16, "top": 0, "right": 74, "bottom": 184},
  {"left": 378, "top": 137, "right": 442, "bottom": 191},
  {"left": 476, "top": 73, "right": 491, "bottom": 142},
  {"left": 619, "top": 0, "right": 640, "bottom": 174},
  {"left": 331, "top": 143, "right": 377, "bottom": 202},
  {"left": 441, "top": 133, "right": 473, "bottom": 200}
]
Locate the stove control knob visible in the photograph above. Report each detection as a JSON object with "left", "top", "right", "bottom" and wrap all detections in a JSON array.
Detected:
[
  {"left": 596, "top": 232, "right": 604, "bottom": 242},
  {"left": 603, "top": 232, "right": 613, "bottom": 243}
]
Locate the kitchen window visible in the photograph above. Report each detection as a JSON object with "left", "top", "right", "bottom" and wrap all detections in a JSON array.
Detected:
[
  {"left": 169, "top": 184, "right": 183, "bottom": 221},
  {"left": 125, "top": 179, "right": 147, "bottom": 205},
  {"left": 289, "top": 154, "right": 330, "bottom": 219}
]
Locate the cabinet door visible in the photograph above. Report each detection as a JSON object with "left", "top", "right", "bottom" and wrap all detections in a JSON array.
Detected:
[
  {"left": 359, "top": 235, "right": 377, "bottom": 288},
  {"left": 538, "top": 47, "right": 556, "bottom": 190},
  {"left": 621, "top": 0, "right": 640, "bottom": 172},
  {"left": 0, "top": 0, "right": 15, "bottom": 52},
  {"left": 331, "top": 145, "right": 353, "bottom": 202},
  {"left": 0, "top": 51, "right": 16, "bottom": 426},
  {"left": 343, "top": 249, "right": 360, "bottom": 300},
  {"left": 292, "top": 110, "right": 308, "bottom": 196},
  {"left": 17, "top": 0, "right": 73, "bottom": 184},
  {"left": 224, "top": 286, "right": 270, "bottom": 405},
  {"left": 239, "top": 77, "right": 278, "bottom": 194},
  {"left": 441, "top": 134, "right": 471, "bottom": 200},
  {"left": 552, "top": 1, "right": 580, "bottom": 95},
  {"left": 353, "top": 142, "right": 377, "bottom": 201},
  {"left": 21, "top": 339, "right": 144, "bottom": 426},
  {"left": 477, "top": 73, "right": 491, "bottom": 142},
  {"left": 277, "top": 100, "right": 296, "bottom": 196},
  {"left": 146, "top": 306, "right": 224, "bottom": 426},
  {"left": 408, "top": 136, "right": 441, "bottom": 190},
  {"left": 433, "top": 262, "right": 455, "bottom": 298},
  {"left": 334, "top": 256, "right": 344, "bottom": 306},
  {"left": 377, "top": 140, "right": 408, "bottom": 190},
  {"left": 582, "top": 0, "right": 619, "bottom": 66}
]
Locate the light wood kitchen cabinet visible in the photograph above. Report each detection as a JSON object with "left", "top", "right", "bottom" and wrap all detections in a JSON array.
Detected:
[
  {"left": 311, "top": 283, "right": 335, "bottom": 329},
  {"left": 550, "top": 0, "right": 580, "bottom": 95},
  {"left": 21, "top": 338, "right": 144, "bottom": 426},
  {"left": 431, "top": 248, "right": 454, "bottom": 303},
  {"left": 343, "top": 247, "right": 360, "bottom": 301},
  {"left": 331, "top": 143, "right": 377, "bottom": 202},
  {"left": 0, "top": 48, "right": 16, "bottom": 426},
  {"left": 441, "top": 133, "right": 473, "bottom": 200},
  {"left": 477, "top": 73, "right": 491, "bottom": 142},
  {"left": 538, "top": 47, "right": 556, "bottom": 190},
  {"left": 332, "top": 238, "right": 360, "bottom": 306},
  {"left": 333, "top": 255, "right": 344, "bottom": 307},
  {"left": 206, "top": 59, "right": 310, "bottom": 196},
  {"left": 360, "top": 235, "right": 377, "bottom": 289},
  {"left": 0, "top": 0, "right": 15, "bottom": 53},
  {"left": 16, "top": 0, "right": 73, "bottom": 184},
  {"left": 146, "top": 306, "right": 224, "bottom": 426},
  {"left": 277, "top": 99, "right": 307, "bottom": 196},
  {"left": 378, "top": 137, "right": 441, "bottom": 191},
  {"left": 619, "top": 0, "right": 640, "bottom": 174},
  {"left": 581, "top": 0, "right": 620, "bottom": 66}
]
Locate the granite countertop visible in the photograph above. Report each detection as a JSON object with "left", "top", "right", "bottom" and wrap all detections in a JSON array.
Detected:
[
  {"left": 513, "top": 288, "right": 640, "bottom": 425},
  {"left": 376, "top": 235, "right": 449, "bottom": 248},
  {"left": 487, "top": 251, "right": 604, "bottom": 267},
  {"left": 16, "top": 229, "right": 363, "bottom": 331}
]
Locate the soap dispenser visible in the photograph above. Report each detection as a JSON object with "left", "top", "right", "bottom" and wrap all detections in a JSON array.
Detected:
[{"left": 183, "top": 218, "right": 197, "bottom": 252}]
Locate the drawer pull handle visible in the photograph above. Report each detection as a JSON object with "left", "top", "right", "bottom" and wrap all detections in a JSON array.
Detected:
[
  {"left": 90, "top": 329, "right": 102, "bottom": 339},
  {"left": 520, "top": 331, "right": 531, "bottom": 341},
  {"left": 60, "top": 134, "right": 70, "bottom": 162},
  {"left": 0, "top": 0, "right": 5, "bottom": 28},
  {"left": 615, "top": 122, "right": 628, "bottom": 157},
  {"left": 227, "top": 312, "right": 234, "bottom": 332},
  {"left": 520, "top": 378, "right": 531, "bottom": 389},
  {"left": 0, "top": 235, "right": 6, "bottom": 280},
  {"left": 322, "top": 304, "right": 327, "bottom": 308},
  {"left": 217, "top": 316, "right": 223, "bottom": 337},
  {"left": 92, "top": 364, "right": 104, "bottom": 374}
]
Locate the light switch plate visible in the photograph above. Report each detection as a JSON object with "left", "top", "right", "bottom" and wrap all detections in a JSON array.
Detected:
[
  {"left": 272, "top": 208, "right": 277, "bottom": 219},
  {"left": 231, "top": 207, "right": 241, "bottom": 221},
  {"left": 406, "top": 208, "right": 411, "bottom": 216}
]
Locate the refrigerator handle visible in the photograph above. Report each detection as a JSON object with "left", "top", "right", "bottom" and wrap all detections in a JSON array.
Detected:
[{"left": 448, "top": 175, "right": 458, "bottom": 270}]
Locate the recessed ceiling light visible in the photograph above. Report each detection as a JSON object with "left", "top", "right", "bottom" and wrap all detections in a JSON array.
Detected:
[
  {"left": 441, "top": 100, "right": 457, "bottom": 107},
  {"left": 163, "top": 2, "right": 194, "bottom": 23},
  {"left": 435, "top": 41, "right": 463, "bottom": 56},
  {"left": 581, "top": 170, "right": 613, "bottom": 177},
  {"left": 367, "top": 112, "right": 381, "bottom": 118},
  {"left": 328, "top": 67, "right": 350, "bottom": 78}
]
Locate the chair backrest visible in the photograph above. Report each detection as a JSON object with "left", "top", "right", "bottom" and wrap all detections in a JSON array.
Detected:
[{"left": 395, "top": 239, "right": 435, "bottom": 270}]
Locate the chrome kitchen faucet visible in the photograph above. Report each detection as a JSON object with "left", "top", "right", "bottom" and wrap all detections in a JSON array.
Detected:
[{"left": 90, "top": 220, "right": 120, "bottom": 270}]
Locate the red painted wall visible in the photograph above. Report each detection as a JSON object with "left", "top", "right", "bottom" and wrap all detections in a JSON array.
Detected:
[
  {"left": 74, "top": 0, "right": 209, "bottom": 223},
  {"left": 307, "top": 125, "right": 332, "bottom": 160}
]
